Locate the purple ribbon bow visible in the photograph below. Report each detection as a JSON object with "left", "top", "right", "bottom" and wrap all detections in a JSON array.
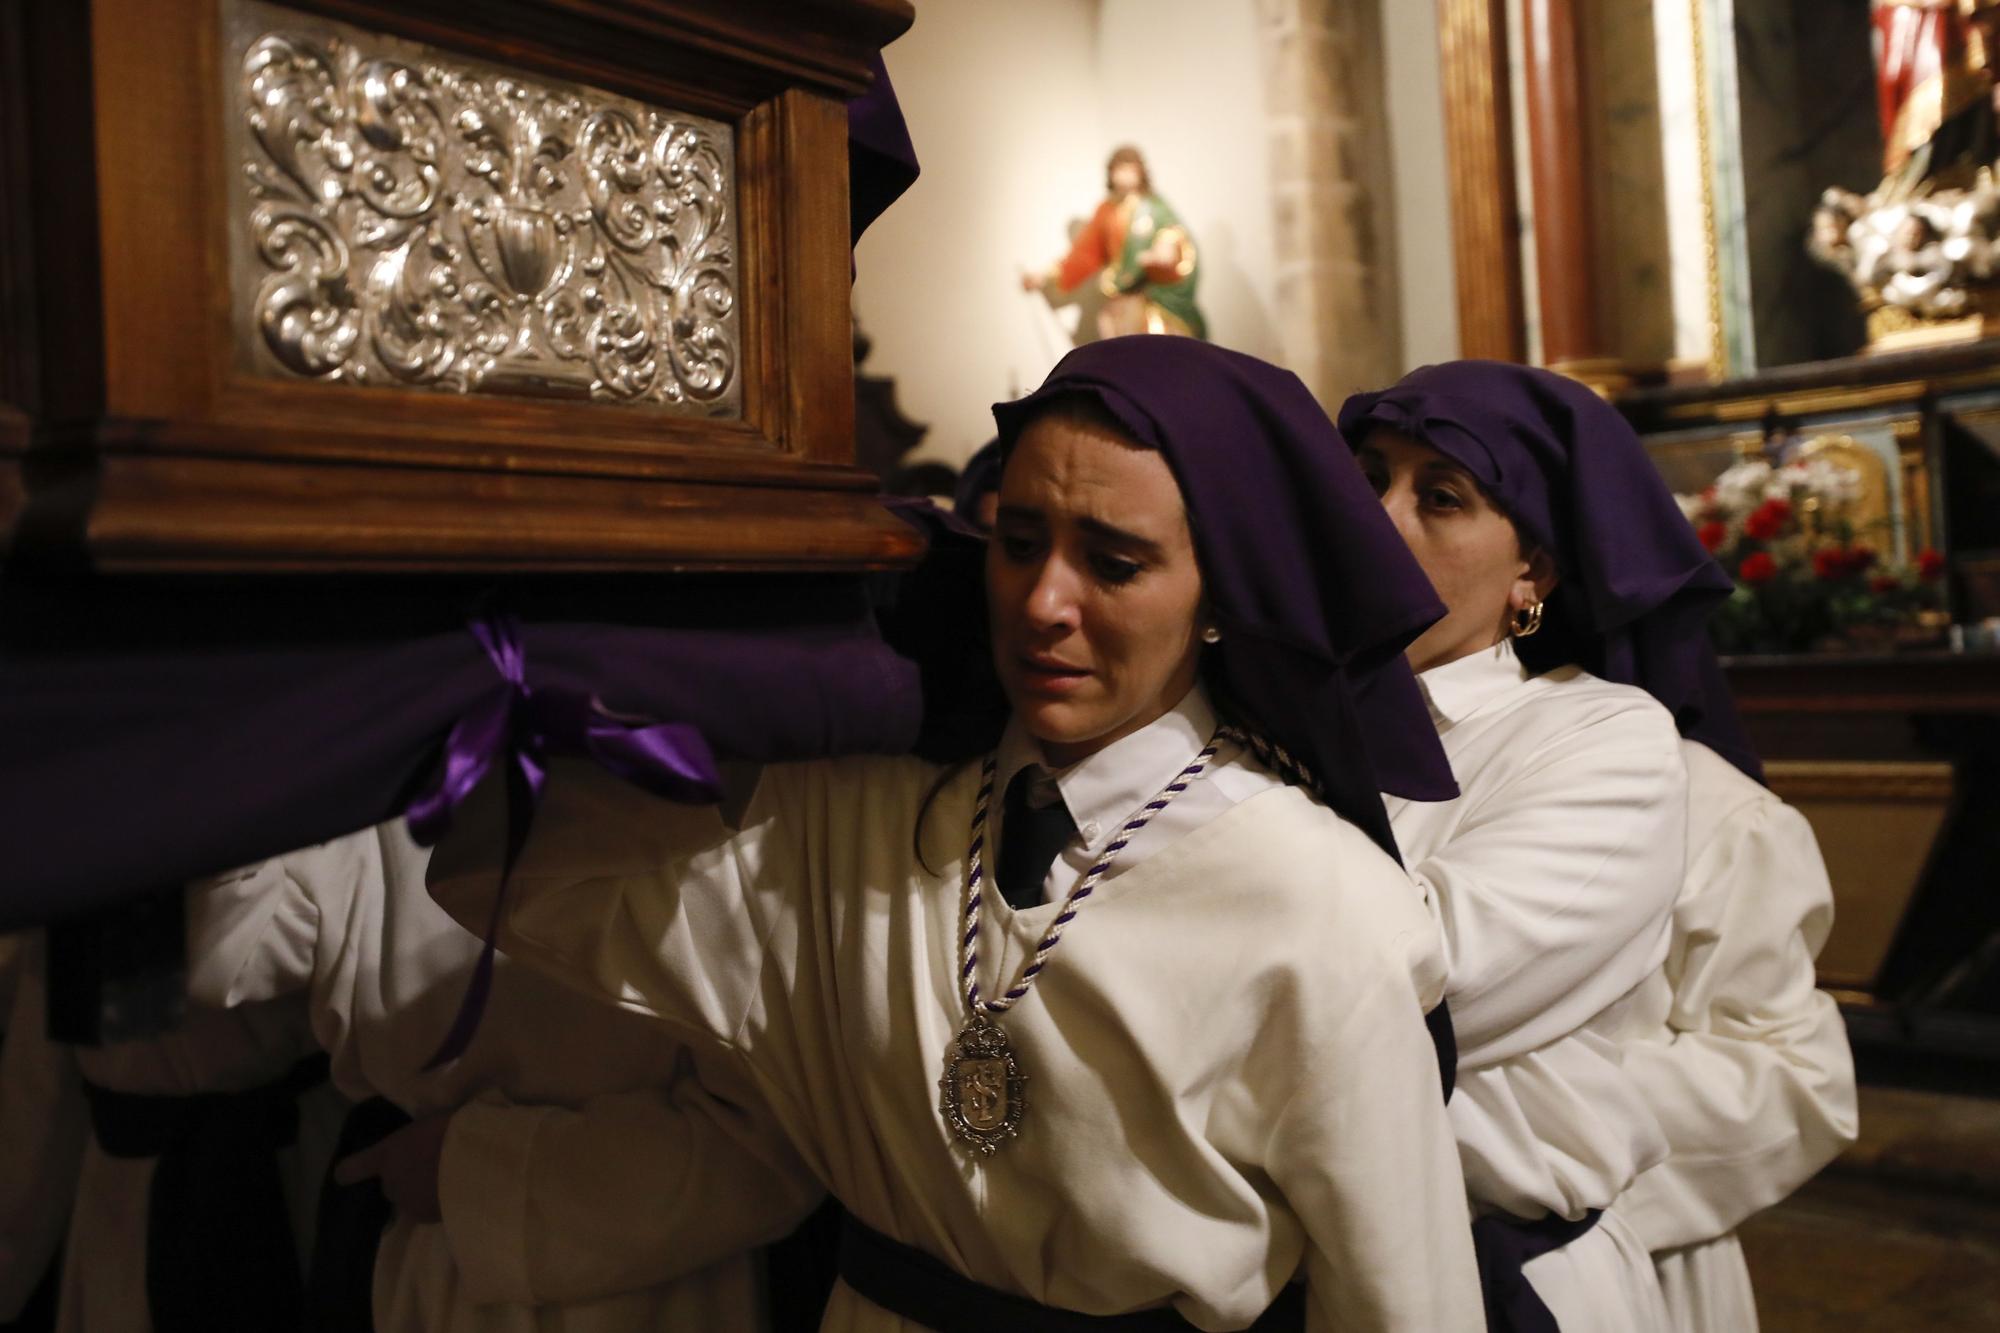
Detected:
[{"left": 407, "top": 613, "right": 722, "bottom": 1067}]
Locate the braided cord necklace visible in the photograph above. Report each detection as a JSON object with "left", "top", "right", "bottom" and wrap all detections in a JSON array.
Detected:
[{"left": 937, "top": 730, "right": 1223, "bottom": 1154}]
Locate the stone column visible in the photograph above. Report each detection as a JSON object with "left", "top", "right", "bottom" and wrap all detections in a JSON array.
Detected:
[{"left": 1258, "top": 0, "right": 1402, "bottom": 407}]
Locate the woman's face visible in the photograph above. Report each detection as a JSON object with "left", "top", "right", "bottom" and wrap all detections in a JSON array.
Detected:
[
  {"left": 1357, "top": 428, "right": 1555, "bottom": 673},
  {"left": 987, "top": 413, "right": 1206, "bottom": 768}
]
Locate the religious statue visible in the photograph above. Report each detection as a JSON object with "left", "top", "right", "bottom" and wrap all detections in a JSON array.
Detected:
[
  {"left": 1813, "top": 1, "right": 2000, "bottom": 346},
  {"left": 1874, "top": 0, "right": 2000, "bottom": 193},
  {"left": 1020, "top": 146, "right": 1207, "bottom": 341}
]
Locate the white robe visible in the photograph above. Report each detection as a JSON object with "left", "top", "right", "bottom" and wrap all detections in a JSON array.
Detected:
[
  {"left": 1611, "top": 740, "right": 1859, "bottom": 1333},
  {"left": 0, "top": 933, "right": 86, "bottom": 1322},
  {"left": 0, "top": 932, "right": 334, "bottom": 1333},
  {"left": 1386, "top": 640, "right": 1686, "bottom": 1333},
  {"left": 187, "top": 820, "right": 823, "bottom": 1333},
  {"left": 427, "top": 726, "right": 1485, "bottom": 1332}
]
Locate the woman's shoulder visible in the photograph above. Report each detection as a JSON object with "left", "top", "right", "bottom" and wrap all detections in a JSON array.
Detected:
[
  {"left": 762, "top": 753, "right": 962, "bottom": 809},
  {"left": 751, "top": 754, "right": 972, "bottom": 860},
  {"left": 1508, "top": 665, "right": 1683, "bottom": 753},
  {"left": 1680, "top": 738, "right": 1806, "bottom": 854},
  {"left": 1523, "top": 663, "right": 1673, "bottom": 715},
  {"left": 1201, "top": 788, "right": 1442, "bottom": 991}
]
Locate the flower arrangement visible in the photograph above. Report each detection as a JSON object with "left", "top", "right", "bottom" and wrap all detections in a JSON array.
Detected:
[{"left": 1677, "top": 456, "right": 1947, "bottom": 655}]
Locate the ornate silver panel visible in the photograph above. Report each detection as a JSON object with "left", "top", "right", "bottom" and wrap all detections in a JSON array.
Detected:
[{"left": 220, "top": 0, "right": 741, "bottom": 416}]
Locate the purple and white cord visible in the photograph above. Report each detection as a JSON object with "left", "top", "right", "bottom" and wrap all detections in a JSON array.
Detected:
[{"left": 960, "top": 731, "right": 1223, "bottom": 1016}]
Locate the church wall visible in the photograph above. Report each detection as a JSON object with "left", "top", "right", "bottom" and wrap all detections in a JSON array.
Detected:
[
  {"left": 859, "top": 0, "right": 1800, "bottom": 462},
  {"left": 1095, "top": 0, "right": 1281, "bottom": 372},
  {"left": 853, "top": 2, "right": 1280, "bottom": 468},
  {"left": 851, "top": 1, "right": 1105, "bottom": 469}
]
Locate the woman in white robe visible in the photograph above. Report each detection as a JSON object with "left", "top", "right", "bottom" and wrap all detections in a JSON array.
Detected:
[
  {"left": 187, "top": 818, "right": 824, "bottom": 1333},
  {"left": 1340, "top": 360, "right": 1854, "bottom": 1331},
  {"left": 1612, "top": 739, "right": 1858, "bottom": 1332},
  {"left": 0, "top": 933, "right": 86, "bottom": 1325},
  {"left": 0, "top": 931, "right": 336, "bottom": 1333},
  {"left": 1373, "top": 637, "right": 1682, "bottom": 1333},
  {"left": 430, "top": 338, "right": 1485, "bottom": 1331}
]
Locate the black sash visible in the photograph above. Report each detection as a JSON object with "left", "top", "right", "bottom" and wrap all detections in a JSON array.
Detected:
[
  {"left": 1470, "top": 1208, "right": 1603, "bottom": 1333},
  {"left": 838, "top": 1214, "right": 1307, "bottom": 1333},
  {"left": 82, "top": 1051, "right": 330, "bottom": 1333},
  {"left": 303, "top": 1096, "right": 415, "bottom": 1333}
]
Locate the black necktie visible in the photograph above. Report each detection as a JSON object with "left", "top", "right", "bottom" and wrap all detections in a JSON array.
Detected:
[{"left": 997, "top": 767, "right": 1077, "bottom": 910}]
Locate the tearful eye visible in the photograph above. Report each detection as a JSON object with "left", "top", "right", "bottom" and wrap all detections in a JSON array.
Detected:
[
  {"left": 998, "top": 532, "right": 1042, "bottom": 562},
  {"left": 1424, "top": 488, "right": 1464, "bottom": 512},
  {"left": 1090, "top": 553, "right": 1143, "bottom": 585}
]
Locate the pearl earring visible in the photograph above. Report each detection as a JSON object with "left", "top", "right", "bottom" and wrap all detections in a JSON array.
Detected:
[{"left": 1201, "top": 626, "right": 1222, "bottom": 644}]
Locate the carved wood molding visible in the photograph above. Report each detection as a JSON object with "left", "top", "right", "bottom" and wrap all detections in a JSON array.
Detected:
[
  {"left": 1765, "top": 761, "right": 1956, "bottom": 804},
  {"left": 3, "top": 0, "right": 913, "bottom": 575},
  {"left": 21, "top": 450, "right": 921, "bottom": 574},
  {"left": 1436, "top": 0, "right": 1525, "bottom": 362}
]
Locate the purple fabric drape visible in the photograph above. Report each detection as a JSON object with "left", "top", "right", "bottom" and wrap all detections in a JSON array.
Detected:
[
  {"left": 0, "top": 579, "right": 921, "bottom": 931},
  {"left": 399, "top": 610, "right": 732, "bottom": 1065},
  {"left": 848, "top": 53, "right": 920, "bottom": 245},
  {"left": 950, "top": 439, "right": 1002, "bottom": 520}
]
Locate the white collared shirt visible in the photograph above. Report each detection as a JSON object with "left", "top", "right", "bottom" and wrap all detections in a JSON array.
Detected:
[{"left": 991, "top": 686, "right": 1283, "bottom": 905}]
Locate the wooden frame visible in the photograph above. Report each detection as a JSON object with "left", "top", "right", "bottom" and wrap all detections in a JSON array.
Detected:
[
  {"left": 1436, "top": 0, "right": 1525, "bottom": 363},
  {"left": 0, "top": 0, "right": 923, "bottom": 573}
]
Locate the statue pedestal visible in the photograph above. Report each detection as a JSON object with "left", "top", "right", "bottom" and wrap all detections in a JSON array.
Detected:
[{"left": 1868, "top": 306, "right": 2000, "bottom": 356}]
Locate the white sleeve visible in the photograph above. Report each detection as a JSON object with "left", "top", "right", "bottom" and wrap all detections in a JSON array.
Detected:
[
  {"left": 0, "top": 935, "right": 87, "bottom": 1321},
  {"left": 1264, "top": 873, "right": 1483, "bottom": 1332},
  {"left": 436, "top": 1047, "right": 824, "bottom": 1305},
  {"left": 1409, "top": 704, "right": 1687, "bottom": 1066},
  {"left": 1615, "top": 788, "right": 1858, "bottom": 1252},
  {"left": 426, "top": 758, "right": 817, "bottom": 1084},
  {"left": 184, "top": 847, "right": 341, "bottom": 1009}
]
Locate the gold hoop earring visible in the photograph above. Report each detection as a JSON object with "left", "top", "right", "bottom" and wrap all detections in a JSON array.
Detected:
[{"left": 1511, "top": 601, "right": 1544, "bottom": 639}]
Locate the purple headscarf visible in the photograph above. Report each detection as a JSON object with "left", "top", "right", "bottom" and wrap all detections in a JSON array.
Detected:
[
  {"left": 848, "top": 54, "right": 919, "bottom": 245},
  {"left": 1338, "top": 360, "right": 1761, "bottom": 781},
  {"left": 992, "top": 337, "right": 1458, "bottom": 862},
  {"left": 951, "top": 438, "right": 1003, "bottom": 519}
]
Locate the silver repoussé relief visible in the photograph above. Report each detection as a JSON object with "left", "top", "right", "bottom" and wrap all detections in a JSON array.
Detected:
[{"left": 221, "top": 0, "right": 740, "bottom": 414}]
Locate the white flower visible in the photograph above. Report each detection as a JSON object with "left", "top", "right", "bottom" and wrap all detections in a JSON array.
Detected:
[
  {"left": 1713, "top": 460, "right": 1773, "bottom": 513},
  {"left": 1765, "top": 463, "right": 1809, "bottom": 501},
  {"left": 1675, "top": 491, "right": 1707, "bottom": 521},
  {"left": 1798, "top": 457, "right": 1865, "bottom": 506}
]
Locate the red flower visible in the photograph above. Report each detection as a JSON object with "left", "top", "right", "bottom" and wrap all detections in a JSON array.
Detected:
[
  {"left": 1869, "top": 574, "right": 1902, "bottom": 595},
  {"left": 1813, "top": 545, "right": 1877, "bottom": 579},
  {"left": 1742, "top": 498, "right": 1793, "bottom": 541},
  {"left": 1738, "top": 551, "right": 1778, "bottom": 584},
  {"left": 1918, "top": 548, "right": 1947, "bottom": 581},
  {"left": 1697, "top": 520, "right": 1728, "bottom": 553}
]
